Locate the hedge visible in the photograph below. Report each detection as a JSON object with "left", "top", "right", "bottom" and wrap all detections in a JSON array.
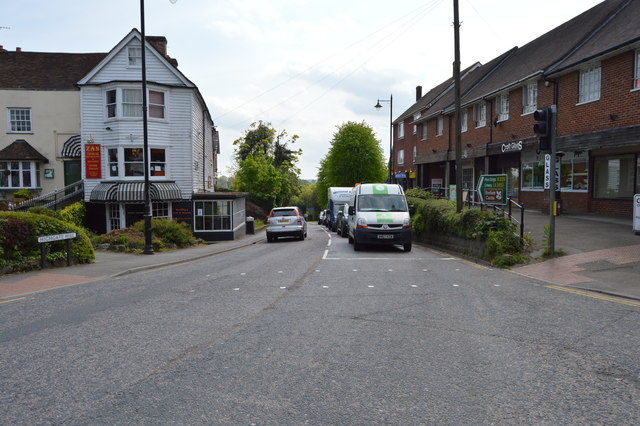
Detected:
[
  {"left": 407, "top": 196, "right": 529, "bottom": 267},
  {"left": 0, "top": 211, "right": 94, "bottom": 273}
]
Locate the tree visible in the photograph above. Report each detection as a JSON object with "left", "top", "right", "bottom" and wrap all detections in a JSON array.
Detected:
[
  {"left": 232, "top": 122, "right": 302, "bottom": 210},
  {"left": 316, "top": 121, "right": 387, "bottom": 207}
]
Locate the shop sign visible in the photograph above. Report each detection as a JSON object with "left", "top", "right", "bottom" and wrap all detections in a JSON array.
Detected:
[
  {"left": 501, "top": 141, "right": 523, "bottom": 153},
  {"left": 395, "top": 172, "right": 407, "bottom": 179},
  {"left": 84, "top": 144, "right": 101, "bottom": 179},
  {"left": 477, "top": 174, "right": 508, "bottom": 205},
  {"left": 543, "top": 154, "right": 560, "bottom": 190}
]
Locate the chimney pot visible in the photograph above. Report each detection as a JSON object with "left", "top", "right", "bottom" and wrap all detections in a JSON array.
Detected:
[
  {"left": 16, "top": 47, "right": 22, "bottom": 52},
  {"left": 416, "top": 85, "right": 422, "bottom": 101}
]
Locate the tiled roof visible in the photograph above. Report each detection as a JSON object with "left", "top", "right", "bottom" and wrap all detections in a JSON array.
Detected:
[
  {"left": 0, "top": 51, "right": 106, "bottom": 90},
  {"left": 463, "top": 0, "right": 630, "bottom": 103},
  {"left": 548, "top": 0, "right": 640, "bottom": 74},
  {"left": 0, "top": 139, "right": 49, "bottom": 162}
]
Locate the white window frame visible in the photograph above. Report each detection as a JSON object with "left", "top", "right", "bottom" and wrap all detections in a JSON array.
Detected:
[
  {"left": 436, "top": 116, "right": 444, "bottom": 136},
  {"left": 106, "top": 146, "right": 167, "bottom": 179},
  {"left": 522, "top": 82, "right": 538, "bottom": 114},
  {"left": 0, "top": 160, "right": 40, "bottom": 189},
  {"left": 578, "top": 64, "right": 601, "bottom": 104},
  {"left": 497, "top": 92, "right": 509, "bottom": 122},
  {"left": 128, "top": 46, "right": 142, "bottom": 67},
  {"left": 398, "top": 121, "right": 405, "bottom": 139},
  {"left": 105, "top": 87, "right": 167, "bottom": 120},
  {"left": 8, "top": 108, "right": 32, "bottom": 133},
  {"left": 461, "top": 109, "right": 468, "bottom": 132},
  {"left": 397, "top": 149, "right": 405, "bottom": 165},
  {"left": 474, "top": 102, "right": 486, "bottom": 128},
  {"left": 412, "top": 146, "right": 417, "bottom": 164},
  {"left": 412, "top": 113, "right": 420, "bottom": 135},
  {"left": 634, "top": 50, "right": 640, "bottom": 91},
  {"left": 194, "top": 200, "right": 233, "bottom": 231}
]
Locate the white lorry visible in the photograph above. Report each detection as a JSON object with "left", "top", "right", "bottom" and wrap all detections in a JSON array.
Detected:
[
  {"left": 347, "top": 183, "right": 412, "bottom": 252},
  {"left": 327, "top": 187, "right": 352, "bottom": 232}
]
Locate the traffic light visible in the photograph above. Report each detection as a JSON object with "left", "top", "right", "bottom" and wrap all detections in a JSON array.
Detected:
[{"left": 533, "top": 107, "right": 552, "bottom": 151}]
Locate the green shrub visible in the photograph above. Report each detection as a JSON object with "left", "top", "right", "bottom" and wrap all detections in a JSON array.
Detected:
[
  {"left": 131, "top": 218, "right": 195, "bottom": 248},
  {"left": 60, "top": 201, "right": 86, "bottom": 227},
  {"left": 28, "top": 206, "right": 64, "bottom": 221},
  {"left": 93, "top": 228, "right": 164, "bottom": 253},
  {"left": 486, "top": 229, "right": 526, "bottom": 267},
  {"left": 405, "top": 188, "right": 433, "bottom": 200},
  {"left": 0, "top": 211, "right": 94, "bottom": 271},
  {"left": 13, "top": 188, "right": 33, "bottom": 199}
]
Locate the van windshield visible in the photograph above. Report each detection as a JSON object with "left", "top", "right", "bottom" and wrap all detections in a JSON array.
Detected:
[{"left": 357, "top": 195, "right": 407, "bottom": 212}]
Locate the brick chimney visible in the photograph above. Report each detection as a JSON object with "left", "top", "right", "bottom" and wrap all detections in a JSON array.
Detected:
[
  {"left": 416, "top": 85, "right": 422, "bottom": 101},
  {"left": 16, "top": 47, "right": 22, "bottom": 52},
  {"left": 146, "top": 36, "right": 167, "bottom": 56}
]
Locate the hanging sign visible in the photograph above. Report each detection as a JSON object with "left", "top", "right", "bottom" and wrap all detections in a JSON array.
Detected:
[{"left": 85, "top": 144, "right": 102, "bottom": 179}]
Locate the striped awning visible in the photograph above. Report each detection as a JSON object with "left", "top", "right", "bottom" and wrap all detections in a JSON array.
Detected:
[
  {"left": 90, "top": 182, "right": 183, "bottom": 203},
  {"left": 61, "top": 135, "right": 81, "bottom": 158}
]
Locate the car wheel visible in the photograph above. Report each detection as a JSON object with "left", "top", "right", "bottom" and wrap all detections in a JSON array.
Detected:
[
  {"left": 267, "top": 236, "right": 273, "bottom": 243},
  {"left": 300, "top": 231, "right": 305, "bottom": 240},
  {"left": 404, "top": 242, "right": 412, "bottom": 252},
  {"left": 348, "top": 234, "right": 353, "bottom": 244}
]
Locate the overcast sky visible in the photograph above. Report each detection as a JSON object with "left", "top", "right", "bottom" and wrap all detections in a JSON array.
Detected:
[{"left": 2, "top": 0, "right": 603, "bottom": 180}]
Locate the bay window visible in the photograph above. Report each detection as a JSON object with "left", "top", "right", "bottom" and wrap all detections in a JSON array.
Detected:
[
  {"left": 106, "top": 147, "right": 167, "bottom": 178},
  {"left": 0, "top": 161, "right": 40, "bottom": 188}
]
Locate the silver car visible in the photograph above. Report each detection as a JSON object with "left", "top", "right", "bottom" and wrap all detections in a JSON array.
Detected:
[{"left": 266, "top": 206, "right": 307, "bottom": 242}]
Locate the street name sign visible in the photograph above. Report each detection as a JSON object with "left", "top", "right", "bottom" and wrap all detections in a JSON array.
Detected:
[
  {"left": 477, "top": 174, "right": 508, "bottom": 205},
  {"left": 37, "top": 232, "right": 77, "bottom": 243}
]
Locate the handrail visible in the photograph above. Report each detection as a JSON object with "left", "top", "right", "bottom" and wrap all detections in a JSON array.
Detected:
[{"left": 10, "top": 181, "right": 84, "bottom": 211}]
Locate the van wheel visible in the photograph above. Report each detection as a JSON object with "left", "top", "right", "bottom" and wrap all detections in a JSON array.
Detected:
[
  {"left": 353, "top": 237, "right": 362, "bottom": 251},
  {"left": 404, "top": 242, "right": 412, "bottom": 252}
]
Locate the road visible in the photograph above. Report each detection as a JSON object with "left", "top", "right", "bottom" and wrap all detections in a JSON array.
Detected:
[{"left": 2, "top": 224, "right": 640, "bottom": 424}]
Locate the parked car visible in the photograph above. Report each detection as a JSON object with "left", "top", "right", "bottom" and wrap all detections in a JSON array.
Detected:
[
  {"left": 266, "top": 206, "right": 307, "bottom": 242},
  {"left": 322, "top": 209, "right": 331, "bottom": 228},
  {"left": 336, "top": 203, "right": 349, "bottom": 238},
  {"left": 318, "top": 210, "right": 326, "bottom": 225}
]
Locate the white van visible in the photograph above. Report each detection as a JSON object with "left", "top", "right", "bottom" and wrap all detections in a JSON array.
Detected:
[{"left": 347, "top": 183, "right": 412, "bottom": 252}]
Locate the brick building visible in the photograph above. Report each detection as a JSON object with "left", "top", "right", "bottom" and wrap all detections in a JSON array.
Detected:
[{"left": 393, "top": 0, "right": 640, "bottom": 216}]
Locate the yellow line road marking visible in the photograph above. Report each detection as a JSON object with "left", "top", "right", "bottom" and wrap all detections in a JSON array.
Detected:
[
  {"left": 0, "top": 297, "right": 26, "bottom": 305},
  {"left": 546, "top": 285, "right": 640, "bottom": 307}
]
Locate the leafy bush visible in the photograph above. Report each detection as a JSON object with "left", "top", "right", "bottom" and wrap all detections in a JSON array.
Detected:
[
  {"left": 60, "top": 201, "right": 86, "bottom": 227},
  {"left": 0, "top": 211, "right": 94, "bottom": 272},
  {"left": 407, "top": 196, "right": 528, "bottom": 267},
  {"left": 131, "top": 218, "right": 195, "bottom": 248},
  {"left": 93, "top": 228, "right": 164, "bottom": 253},
  {"left": 13, "top": 188, "right": 33, "bottom": 199},
  {"left": 28, "top": 206, "right": 64, "bottom": 220},
  {"left": 405, "top": 188, "right": 433, "bottom": 200}
]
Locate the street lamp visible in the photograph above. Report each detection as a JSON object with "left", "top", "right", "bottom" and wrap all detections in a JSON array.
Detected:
[
  {"left": 140, "top": 0, "right": 177, "bottom": 255},
  {"left": 374, "top": 95, "right": 393, "bottom": 182}
]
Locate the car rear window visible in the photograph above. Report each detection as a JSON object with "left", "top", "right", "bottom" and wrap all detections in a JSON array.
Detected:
[{"left": 272, "top": 209, "right": 297, "bottom": 217}]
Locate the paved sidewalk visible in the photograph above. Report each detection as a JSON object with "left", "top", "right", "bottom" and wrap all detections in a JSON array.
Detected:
[
  {"left": 0, "top": 230, "right": 266, "bottom": 299},
  {"left": 512, "top": 210, "right": 640, "bottom": 300}
]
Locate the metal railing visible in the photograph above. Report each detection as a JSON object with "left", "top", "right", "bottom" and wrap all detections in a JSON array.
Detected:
[{"left": 9, "top": 181, "right": 84, "bottom": 212}]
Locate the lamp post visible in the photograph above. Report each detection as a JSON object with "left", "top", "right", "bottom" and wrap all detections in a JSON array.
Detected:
[
  {"left": 374, "top": 95, "right": 393, "bottom": 182},
  {"left": 140, "top": 0, "right": 177, "bottom": 255}
]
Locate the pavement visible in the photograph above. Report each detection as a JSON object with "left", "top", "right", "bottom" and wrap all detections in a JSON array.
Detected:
[{"left": 1, "top": 211, "right": 639, "bottom": 301}]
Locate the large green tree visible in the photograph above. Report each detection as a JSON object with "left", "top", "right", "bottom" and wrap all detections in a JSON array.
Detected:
[
  {"left": 232, "top": 122, "right": 302, "bottom": 210},
  {"left": 316, "top": 121, "right": 387, "bottom": 207}
]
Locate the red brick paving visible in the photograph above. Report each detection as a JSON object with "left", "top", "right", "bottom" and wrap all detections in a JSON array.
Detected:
[
  {"left": 512, "top": 244, "right": 640, "bottom": 285},
  {"left": 0, "top": 273, "right": 97, "bottom": 298}
]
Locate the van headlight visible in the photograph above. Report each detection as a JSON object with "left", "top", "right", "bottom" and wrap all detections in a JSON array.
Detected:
[
  {"left": 356, "top": 217, "right": 368, "bottom": 229},
  {"left": 403, "top": 216, "right": 411, "bottom": 229}
]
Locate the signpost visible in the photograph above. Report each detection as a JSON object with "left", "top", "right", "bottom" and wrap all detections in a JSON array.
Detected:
[
  {"left": 634, "top": 194, "right": 640, "bottom": 235},
  {"left": 477, "top": 174, "right": 508, "bottom": 205},
  {"left": 38, "top": 232, "right": 77, "bottom": 268}
]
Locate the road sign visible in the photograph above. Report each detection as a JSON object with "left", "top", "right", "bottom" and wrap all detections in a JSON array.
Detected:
[
  {"left": 477, "top": 174, "right": 508, "bottom": 205},
  {"left": 37, "top": 232, "right": 77, "bottom": 243},
  {"left": 634, "top": 194, "right": 640, "bottom": 235}
]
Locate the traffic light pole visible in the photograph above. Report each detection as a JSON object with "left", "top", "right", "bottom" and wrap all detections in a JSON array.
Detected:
[{"left": 548, "top": 105, "right": 557, "bottom": 257}]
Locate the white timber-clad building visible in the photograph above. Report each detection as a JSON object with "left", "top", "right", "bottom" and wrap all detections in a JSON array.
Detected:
[{"left": 78, "top": 29, "right": 246, "bottom": 241}]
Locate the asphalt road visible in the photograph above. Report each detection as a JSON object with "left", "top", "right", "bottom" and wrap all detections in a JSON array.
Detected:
[{"left": 2, "top": 224, "right": 639, "bottom": 424}]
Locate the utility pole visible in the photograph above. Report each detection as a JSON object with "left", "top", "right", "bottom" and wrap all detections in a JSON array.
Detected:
[{"left": 453, "top": 0, "right": 463, "bottom": 212}]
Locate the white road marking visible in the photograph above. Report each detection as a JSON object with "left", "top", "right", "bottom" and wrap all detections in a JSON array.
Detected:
[
  {"left": 322, "top": 285, "right": 329, "bottom": 288},
  {"left": 240, "top": 273, "right": 246, "bottom": 276},
  {"left": 280, "top": 286, "right": 287, "bottom": 289},
  {"left": 233, "top": 288, "right": 240, "bottom": 291},
  {"left": 453, "top": 284, "right": 460, "bottom": 287},
  {"left": 322, "top": 250, "right": 328, "bottom": 259},
  {"left": 368, "top": 285, "right": 375, "bottom": 288},
  {"left": 411, "top": 285, "right": 418, "bottom": 288}
]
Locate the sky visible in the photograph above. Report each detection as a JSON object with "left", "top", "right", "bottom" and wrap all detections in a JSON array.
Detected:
[{"left": 2, "top": 0, "right": 603, "bottom": 180}]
